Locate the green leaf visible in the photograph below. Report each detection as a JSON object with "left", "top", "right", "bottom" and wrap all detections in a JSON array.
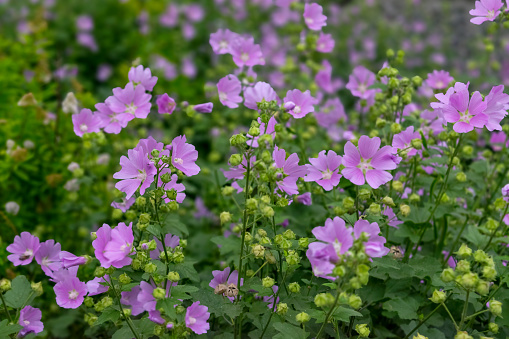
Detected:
[
  {"left": 211, "top": 236, "right": 240, "bottom": 255},
  {"left": 169, "top": 285, "right": 199, "bottom": 299},
  {"left": 4, "top": 276, "right": 33, "bottom": 308},
  {"left": 192, "top": 289, "right": 242, "bottom": 318},
  {"left": 371, "top": 257, "right": 415, "bottom": 280},
  {"left": 383, "top": 297, "right": 420, "bottom": 320},
  {"left": 272, "top": 322, "right": 308, "bottom": 339},
  {"left": 162, "top": 215, "right": 188, "bottom": 237},
  {"left": 167, "top": 260, "right": 199, "bottom": 282},
  {"left": 420, "top": 130, "right": 428, "bottom": 150},
  {"left": 93, "top": 307, "right": 120, "bottom": 327},
  {"left": 0, "top": 320, "right": 23, "bottom": 338},
  {"left": 332, "top": 306, "right": 362, "bottom": 322}
]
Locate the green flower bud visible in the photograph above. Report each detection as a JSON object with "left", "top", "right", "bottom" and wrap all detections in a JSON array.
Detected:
[
  {"left": 359, "top": 188, "right": 371, "bottom": 200},
  {"left": 283, "top": 229, "right": 296, "bottom": 240},
  {"left": 286, "top": 250, "right": 300, "bottom": 266},
  {"left": 0, "top": 279, "right": 11, "bottom": 292},
  {"left": 248, "top": 126, "right": 260, "bottom": 137},
  {"left": 382, "top": 196, "right": 395, "bottom": 207},
  {"left": 489, "top": 299, "right": 502, "bottom": 316},
  {"left": 314, "top": 293, "right": 335, "bottom": 308},
  {"left": 257, "top": 229, "right": 267, "bottom": 237},
  {"left": 262, "top": 206, "right": 274, "bottom": 218},
  {"left": 456, "top": 260, "right": 470, "bottom": 273},
  {"left": 262, "top": 276, "right": 275, "bottom": 288},
  {"left": 85, "top": 314, "right": 98, "bottom": 326},
  {"left": 429, "top": 289, "right": 446, "bottom": 303},
  {"left": 462, "top": 145, "right": 473, "bottom": 156},
  {"left": 230, "top": 134, "right": 247, "bottom": 147},
  {"left": 95, "top": 267, "right": 107, "bottom": 278},
  {"left": 456, "top": 244, "right": 472, "bottom": 258},
  {"left": 125, "top": 210, "right": 137, "bottom": 220},
  {"left": 135, "top": 196, "right": 146, "bottom": 208},
  {"left": 160, "top": 172, "right": 172, "bottom": 184},
  {"left": 333, "top": 265, "right": 347, "bottom": 278},
  {"left": 119, "top": 273, "right": 132, "bottom": 285},
  {"left": 454, "top": 332, "right": 473, "bottom": 339},
  {"left": 132, "top": 258, "right": 142, "bottom": 270},
  {"left": 276, "top": 197, "right": 288, "bottom": 207},
  {"left": 412, "top": 76, "right": 423, "bottom": 87},
  {"left": 376, "top": 118, "right": 387, "bottom": 128},
  {"left": 260, "top": 195, "right": 271, "bottom": 204},
  {"left": 144, "top": 262, "right": 157, "bottom": 274},
  {"left": 244, "top": 232, "right": 253, "bottom": 243},
  {"left": 488, "top": 322, "right": 499, "bottom": 333},
  {"left": 343, "top": 197, "right": 355, "bottom": 210},
  {"left": 392, "top": 181, "right": 404, "bottom": 192},
  {"left": 440, "top": 193, "right": 450, "bottom": 203},
  {"left": 456, "top": 172, "right": 467, "bottom": 182},
  {"left": 289, "top": 282, "right": 301, "bottom": 293},
  {"left": 166, "top": 271, "right": 180, "bottom": 282},
  {"left": 276, "top": 302, "right": 288, "bottom": 315},
  {"left": 368, "top": 203, "right": 381, "bottom": 215},
  {"left": 176, "top": 305, "right": 186, "bottom": 314},
  {"left": 296, "top": 312, "right": 310, "bottom": 323},
  {"left": 229, "top": 154, "right": 242, "bottom": 166},
  {"left": 441, "top": 268, "right": 456, "bottom": 283},
  {"left": 112, "top": 209, "right": 123, "bottom": 220},
  {"left": 84, "top": 296, "right": 94, "bottom": 308},
  {"left": 485, "top": 218, "right": 498, "bottom": 231},
  {"left": 412, "top": 333, "right": 428, "bottom": 339},
  {"left": 476, "top": 280, "right": 490, "bottom": 296},
  {"left": 246, "top": 198, "right": 258, "bottom": 210},
  {"left": 264, "top": 251, "right": 276, "bottom": 264},
  {"left": 391, "top": 123, "right": 402, "bottom": 134},
  {"left": 139, "top": 213, "right": 151, "bottom": 225},
  {"left": 458, "top": 272, "right": 478, "bottom": 289},
  {"left": 31, "top": 281, "right": 43, "bottom": 296},
  {"left": 298, "top": 237, "right": 309, "bottom": 249},
  {"left": 482, "top": 266, "right": 497, "bottom": 281},
  {"left": 409, "top": 193, "right": 420, "bottom": 204},
  {"left": 400, "top": 204, "right": 411, "bottom": 217},
  {"left": 153, "top": 287, "right": 166, "bottom": 300},
  {"left": 348, "top": 294, "right": 362, "bottom": 309},
  {"left": 355, "top": 324, "right": 370, "bottom": 338},
  {"left": 252, "top": 244, "right": 265, "bottom": 258},
  {"left": 473, "top": 249, "right": 489, "bottom": 264},
  {"left": 220, "top": 211, "right": 232, "bottom": 225}
]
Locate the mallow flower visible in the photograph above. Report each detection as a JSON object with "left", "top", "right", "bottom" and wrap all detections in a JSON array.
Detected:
[
  {"left": 128, "top": 65, "right": 158, "bottom": 91},
  {"left": 18, "top": 306, "right": 44, "bottom": 337},
  {"left": 209, "top": 267, "right": 243, "bottom": 301},
  {"left": 283, "top": 89, "right": 316, "bottom": 119},
  {"left": 230, "top": 36, "right": 265, "bottom": 68},
  {"left": 304, "top": 150, "right": 342, "bottom": 191},
  {"left": 272, "top": 146, "right": 308, "bottom": 195},
  {"left": 54, "top": 274, "right": 87, "bottom": 309},
  {"left": 185, "top": 301, "right": 210, "bottom": 334},
  {"left": 7, "top": 232, "right": 40, "bottom": 266},
  {"left": 209, "top": 29, "right": 240, "bottom": 54},
  {"left": 346, "top": 66, "right": 377, "bottom": 100},
  {"left": 303, "top": 3, "right": 327, "bottom": 31},
  {"left": 113, "top": 146, "right": 157, "bottom": 199},
  {"left": 72, "top": 108, "right": 101, "bottom": 137},
  {"left": 244, "top": 82, "right": 279, "bottom": 110},
  {"left": 469, "top": 0, "right": 503, "bottom": 25},
  {"left": 441, "top": 86, "right": 488, "bottom": 133},
  {"left": 103, "top": 222, "right": 135, "bottom": 269},
  {"left": 105, "top": 82, "right": 152, "bottom": 119},
  {"left": 217, "top": 74, "right": 243, "bottom": 108},
  {"left": 156, "top": 93, "right": 176, "bottom": 114},
  {"left": 169, "top": 135, "right": 200, "bottom": 176}
]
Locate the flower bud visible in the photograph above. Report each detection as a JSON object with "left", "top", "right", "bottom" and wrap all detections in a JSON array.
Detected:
[
  {"left": 462, "top": 145, "right": 473, "bottom": 156},
  {"left": 276, "top": 302, "right": 288, "bottom": 315},
  {"left": 429, "top": 290, "right": 446, "bottom": 304},
  {"left": 355, "top": 324, "right": 370, "bottom": 338},
  {"left": 31, "top": 282, "right": 43, "bottom": 296},
  {"left": 153, "top": 287, "right": 166, "bottom": 300},
  {"left": 248, "top": 126, "right": 260, "bottom": 137},
  {"left": 456, "top": 172, "right": 467, "bottom": 182},
  {"left": 411, "top": 76, "right": 423, "bottom": 87},
  {"left": 400, "top": 204, "right": 411, "bottom": 217},
  {"left": 289, "top": 282, "right": 300, "bottom": 293},
  {"left": 286, "top": 250, "right": 300, "bottom": 266},
  {"left": 230, "top": 134, "right": 247, "bottom": 147},
  {"left": 112, "top": 209, "right": 123, "bottom": 220},
  {"left": 392, "top": 181, "right": 404, "bottom": 192},
  {"left": 482, "top": 266, "right": 497, "bottom": 281},
  {"left": 412, "top": 333, "right": 428, "bottom": 339},
  {"left": 454, "top": 332, "right": 473, "bottom": 339},
  {"left": 84, "top": 296, "right": 94, "bottom": 307},
  {"left": 296, "top": 312, "right": 310, "bottom": 323},
  {"left": 220, "top": 211, "right": 232, "bottom": 225},
  {"left": 135, "top": 196, "right": 146, "bottom": 208},
  {"left": 458, "top": 272, "right": 478, "bottom": 289},
  {"left": 391, "top": 123, "right": 402, "bottom": 134},
  {"left": 298, "top": 237, "right": 309, "bottom": 249},
  {"left": 262, "top": 277, "right": 275, "bottom": 288},
  {"left": 119, "top": 273, "right": 132, "bottom": 285},
  {"left": 382, "top": 196, "right": 395, "bottom": 207},
  {"left": 348, "top": 294, "right": 362, "bottom": 309},
  {"left": 488, "top": 300, "right": 502, "bottom": 316},
  {"left": 409, "top": 193, "right": 420, "bottom": 204},
  {"left": 456, "top": 260, "right": 470, "bottom": 273},
  {"left": 246, "top": 198, "right": 258, "bottom": 211},
  {"left": 176, "top": 305, "right": 186, "bottom": 314},
  {"left": 262, "top": 206, "right": 274, "bottom": 218},
  {"left": 368, "top": 203, "right": 381, "bottom": 215},
  {"left": 456, "top": 244, "right": 472, "bottom": 258},
  {"left": 94, "top": 267, "right": 107, "bottom": 278},
  {"left": 252, "top": 244, "right": 265, "bottom": 258},
  {"left": 139, "top": 213, "right": 151, "bottom": 225},
  {"left": 229, "top": 154, "right": 242, "bottom": 166},
  {"left": 488, "top": 322, "right": 499, "bottom": 333},
  {"left": 476, "top": 280, "right": 490, "bottom": 296},
  {"left": 144, "top": 263, "right": 157, "bottom": 274},
  {"left": 0, "top": 279, "right": 11, "bottom": 292},
  {"left": 314, "top": 293, "right": 335, "bottom": 308},
  {"left": 265, "top": 251, "right": 276, "bottom": 264}
]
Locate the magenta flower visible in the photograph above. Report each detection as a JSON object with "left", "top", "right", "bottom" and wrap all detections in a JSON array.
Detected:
[
  {"left": 342, "top": 136, "right": 398, "bottom": 189},
  {"left": 86, "top": 276, "right": 110, "bottom": 296},
  {"left": 304, "top": 150, "right": 342, "bottom": 191},
  {"left": 194, "top": 102, "right": 213, "bottom": 113},
  {"left": 111, "top": 196, "right": 136, "bottom": 212},
  {"left": 441, "top": 87, "right": 488, "bottom": 133},
  {"left": 303, "top": 3, "right": 327, "bottom": 31},
  {"left": 138, "top": 281, "right": 176, "bottom": 324},
  {"left": 295, "top": 192, "right": 312, "bottom": 205},
  {"left": 263, "top": 286, "right": 280, "bottom": 310},
  {"left": 284, "top": 89, "right": 316, "bottom": 119},
  {"left": 169, "top": 135, "right": 200, "bottom": 176},
  {"left": 272, "top": 146, "right": 308, "bottom": 195},
  {"left": 353, "top": 220, "right": 390, "bottom": 257},
  {"left": 217, "top": 74, "right": 243, "bottom": 108},
  {"left": 54, "top": 275, "right": 87, "bottom": 309},
  {"left": 244, "top": 82, "right": 279, "bottom": 110},
  {"left": 92, "top": 224, "right": 113, "bottom": 268},
  {"left": 315, "top": 98, "right": 346, "bottom": 128},
  {"left": 7, "top": 232, "right": 40, "bottom": 266},
  {"left": 156, "top": 93, "right": 176, "bottom": 114},
  {"left": 222, "top": 155, "right": 255, "bottom": 180},
  {"left": 128, "top": 65, "right": 158, "bottom": 91},
  {"left": 18, "top": 306, "right": 44, "bottom": 337},
  {"left": 72, "top": 108, "right": 101, "bottom": 137},
  {"left": 210, "top": 29, "right": 240, "bottom": 54},
  {"left": 113, "top": 146, "right": 157, "bottom": 199},
  {"left": 315, "top": 60, "right": 343, "bottom": 94},
  {"left": 484, "top": 85, "right": 509, "bottom": 131},
  {"left": 346, "top": 66, "right": 377, "bottom": 100},
  {"left": 35, "top": 240, "right": 62, "bottom": 277},
  {"left": 103, "top": 222, "right": 135, "bottom": 268},
  {"left": 76, "top": 15, "right": 93, "bottom": 31},
  {"left": 59, "top": 251, "right": 87, "bottom": 269},
  {"left": 230, "top": 36, "right": 265, "bottom": 68},
  {"left": 150, "top": 233, "right": 180, "bottom": 260},
  {"left": 392, "top": 126, "right": 421, "bottom": 157},
  {"left": 383, "top": 207, "right": 403, "bottom": 228},
  {"left": 105, "top": 82, "right": 152, "bottom": 119},
  {"left": 95, "top": 103, "right": 131, "bottom": 134},
  {"left": 121, "top": 285, "right": 145, "bottom": 316},
  {"left": 186, "top": 301, "right": 210, "bottom": 335},
  {"left": 469, "top": 0, "right": 503, "bottom": 25},
  {"left": 426, "top": 70, "right": 453, "bottom": 90},
  {"left": 161, "top": 173, "right": 186, "bottom": 203},
  {"left": 316, "top": 32, "right": 335, "bottom": 53},
  {"left": 502, "top": 184, "right": 509, "bottom": 202}
]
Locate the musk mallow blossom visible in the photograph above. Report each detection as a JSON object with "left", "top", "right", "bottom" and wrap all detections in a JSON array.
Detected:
[
  {"left": 72, "top": 108, "right": 101, "bottom": 137},
  {"left": 315, "top": 60, "right": 342, "bottom": 94},
  {"left": 263, "top": 286, "right": 280, "bottom": 310},
  {"left": 346, "top": 66, "right": 377, "bottom": 100},
  {"left": 161, "top": 173, "right": 186, "bottom": 203},
  {"left": 121, "top": 285, "right": 145, "bottom": 316},
  {"left": 128, "top": 65, "right": 158, "bottom": 91},
  {"left": 18, "top": 306, "right": 44, "bottom": 337},
  {"left": 186, "top": 301, "right": 210, "bottom": 334},
  {"left": 209, "top": 267, "right": 243, "bottom": 301},
  {"left": 95, "top": 102, "right": 131, "bottom": 134},
  {"left": 105, "top": 82, "right": 152, "bottom": 119},
  {"left": 169, "top": 135, "right": 200, "bottom": 176},
  {"left": 352, "top": 220, "right": 390, "bottom": 257},
  {"left": 111, "top": 196, "right": 135, "bottom": 212},
  {"left": 103, "top": 222, "right": 135, "bottom": 268},
  {"left": 272, "top": 146, "right": 308, "bottom": 195},
  {"left": 283, "top": 89, "right": 316, "bottom": 119},
  {"left": 315, "top": 98, "right": 346, "bottom": 128},
  {"left": 7, "top": 232, "right": 40, "bottom": 266},
  {"left": 392, "top": 126, "right": 421, "bottom": 157},
  {"left": 209, "top": 29, "right": 240, "bottom": 54},
  {"left": 426, "top": 70, "right": 453, "bottom": 90},
  {"left": 194, "top": 102, "right": 213, "bottom": 113},
  {"left": 113, "top": 146, "right": 157, "bottom": 199},
  {"left": 54, "top": 274, "right": 87, "bottom": 309},
  {"left": 316, "top": 32, "right": 335, "bottom": 53},
  {"left": 230, "top": 36, "right": 265, "bottom": 68},
  {"left": 156, "top": 93, "right": 176, "bottom": 114},
  {"left": 441, "top": 86, "right": 488, "bottom": 133},
  {"left": 217, "top": 74, "right": 243, "bottom": 108},
  {"left": 35, "top": 240, "right": 62, "bottom": 277},
  {"left": 304, "top": 150, "right": 342, "bottom": 191},
  {"left": 86, "top": 276, "right": 110, "bottom": 296},
  {"left": 484, "top": 85, "right": 509, "bottom": 131},
  {"left": 303, "top": 3, "right": 327, "bottom": 31},
  {"left": 469, "top": 0, "right": 503, "bottom": 25},
  {"left": 342, "top": 136, "right": 398, "bottom": 189},
  {"left": 138, "top": 281, "right": 176, "bottom": 324},
  {"left": 244, "top": 82, "right": 279, "bottom": 110}
]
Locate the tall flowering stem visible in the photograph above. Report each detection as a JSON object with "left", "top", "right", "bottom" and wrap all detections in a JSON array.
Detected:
[
  {"left": 315, "top": 279, "right": 341, "bottom": 339},
  {"left": 105, "top": 278, "right": 141, "bottom": 339},
  {"left": 0, "top": 292, "right": 12, "bottom": 323}
]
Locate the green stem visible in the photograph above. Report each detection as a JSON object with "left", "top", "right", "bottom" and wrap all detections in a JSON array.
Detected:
[
  {"left": 459, "top": 290, "right": 470, "bottom": 329},
  {"left": 316, "top": 281, "right": 341, "bottom": 339},
  {"left": 0, "top": 293, "right": 13, "bottom": 323},
  {"left": 483, "top": 204, "right": 509, "bottom": 251},
  {"left": 443, "top": 217, "right": 469, "bottom": 268},
  {"left": 442, "top": 302, "right": 459, "bottom": 331},
  {"left": 402, "top": 303, "right": 443, "bottom": 339},
  {"left": 107, "top": 279, "right": 141, "bottom": 339}
]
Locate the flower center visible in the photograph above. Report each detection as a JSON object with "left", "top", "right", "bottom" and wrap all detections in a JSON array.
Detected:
[
  {"left": 137, "top": 169, "right": 147, "bottom": 182},
  {"left": 436, "top": 80, "right": 444, "bottom": 88},
  {"left": 357, "top": 158, "right": 372, "bottom": 173},
  {"left": 126, "top": 103, "right": 137, "bottom": 115},
  {"left": 293, "top": 106, "right": 301, "bottom": 114},
  {"left": 358, "top": 83, "right": 368, "bottom": 94},
  {"left": 69, "top": 289, "right": 79, "bottom": 300},
  {"left": 240, "top": 52, "right": 249, "bottom": 62},
  {"left": 305, "top": 18, "right": 314, "bottom": 25},
  {"left": 188, "top": 316, "right": 197, "bottom": 325},
  {"left": 459, "top": 109, "right": 472, "bottom": 123},
  {"left": 21, "top": 249, "right": 33, "bottom": 260},
  {"left": 487, "top": 10, "right": 495, "bottom": 19},
  {"left": 173, "top": 157, "right": 184, "bottom": 165},
  {"left": 79, "top": 124, "right": 88, "bottom": 132},
  {"left": 219, "top": 40, "right": 228, "bottom": 50},
  {"left": 333, "top": 239, "right": 342, "bottom": 255},
  {"left": 42, "top": 257, "right": 49, "bottom": 267},
  {"left": 322, "top": 170, "right": 333, "bottom": 180},
  {"left": 219, "top": 91, "right": 228, "bottom": 102},
  {"left": 23, "top": 320, "right": 30, "bottom": 326}
]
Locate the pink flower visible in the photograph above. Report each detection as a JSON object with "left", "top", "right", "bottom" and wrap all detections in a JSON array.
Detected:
[
  {"left": 315, "top": 60, "right": 343, "bottom": 94},
  {"left": 161, "top": 174, "right": 186, "bottom": 203},
  {"left": 484, "top": 85, "right": 509, "bottom": 131},
  {"left": 342, "top": 136, "right": 398, "bottom": 189},
  {"left": 128, "top": 65, "right": 158, "bottom": 91},
  {"left": 353, "top": 220, "right": 390, "bottom": 257},
  {"left": 470, "top": 0, "right": 503, "bottom": 25},
  {"left": 426, "top": 70, "right": 453, "bottom": 90},
  {"left": 441, "top": 86, "right": 488, "bottom": 133},
  {"left": 230, "top": 36, "right": 265, "bottom": 68},
  {"left": 95, "top": 103, "right": 131, "bottom": 134},
  {"left": 502, "top": 184, "right": 509, "bottom": 202},
  {"left": 210, "top": 29, "right": 240, "bottom": 54},
  {"left": 156, "top": 93, "right": 176, "bottom": 114},
  {"left": 18, "top": 306, "right": 44, "bottom": 337},
  {"left": 72, "top": 108, "right": 101, "bottom": 137},
  {"left": 383, "top": 207, "right": 403, "bottom": 228},
  {"left": 263, "top": 286, "right": 280, "bottom": 310},
  {"left": 111, "top": 196, "right": 135, "bottom": 212},
  {"left": 209, "top": 267, "right": 243, "bottom": 301},
  {"left": 35, "top": 239, "right": 62, "bottom": 277},
  {"left": 105, "top": 82, "right": 152, "bottom": 119},
  {"left": 194, "top": 102, "right": 213, "bottom": 113},
  {"left": 303, "top": 3, "right": 327, "bottom": 31},
  {"left": 150, "top": 233, "right": 180, "bottom": 260},
  {"left": 92, "top": 224, "right": 113, "bottom": 268},
  {"left": 169, "top": 135, "right": 200, "bottom": 176},
  {"left": 315, "top": 98, "right": 346, "bottom": 128},
  {"left": 138, "top": 281, "right": 176, "bottom": 324},
  {"left": 284, "top": 89, "right": 316, "bottom": 119},
  {"left": 346, "top": 66, "right": 377, "bottom": 100},
  {"left": 86, "top": 276, "right": 110, "bottom": 296},
  {"left": 54, "top": 275, "right": 87, "bottom": 309},
  {"left": 316, "top": 32, "right": 335, "bottom": 53},
  {"left": 103, "top": 222, "right": 135, "bottom": 268},
  {"left": 7, "top": 232, "right": 40, "bottom": 266},
  {"left": 244, "top": 82, "right": 279, "bottom": 110},
  {"left": 121, "top": 285, "right": 145, "bottom": 316},
  {"left": 113, "top": 146, "right": 157, "bottom": 199},
  {"left": 186, "top": 301, "right": 210, "bottom": 334},
  {"left": 272, "top": 146, "right": 308, "bottom": 195},
  {"left": 304, "top": 150, "right": 342, "bottom": 191},
  {"left": 392, "top": 126, "right": 421, "bottom": 157},
  {"left": 217, "top": 74, "right": 243, "bottom": 108}
]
